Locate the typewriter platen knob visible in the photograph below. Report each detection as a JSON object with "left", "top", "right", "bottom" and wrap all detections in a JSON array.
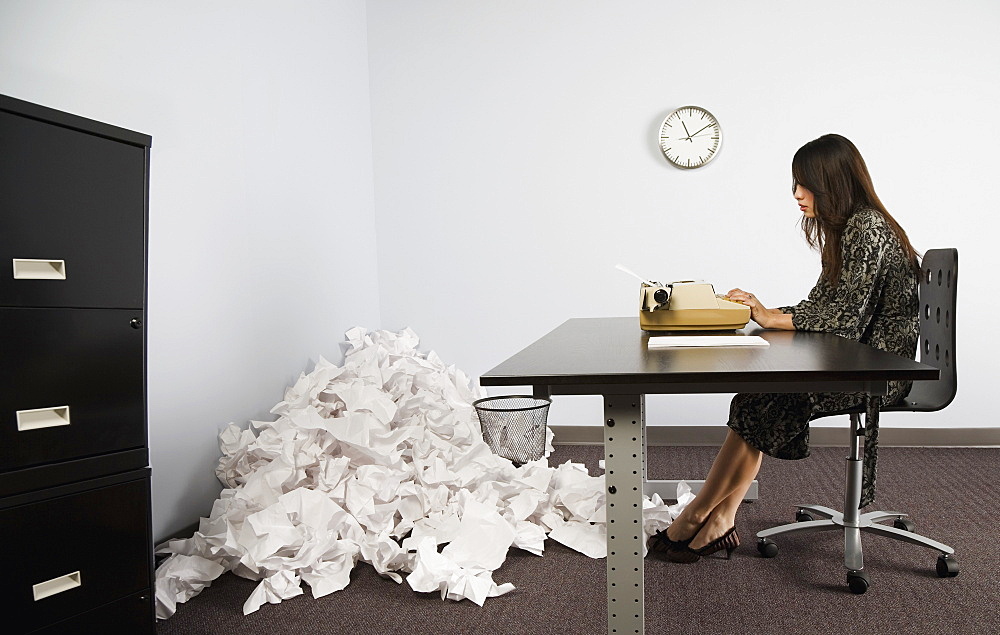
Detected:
[{"left": 653, "top": 288, "right": 670, "bottom": 304}]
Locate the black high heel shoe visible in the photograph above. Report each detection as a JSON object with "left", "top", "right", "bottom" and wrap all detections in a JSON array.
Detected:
[
  {"left": 646, "top": 530, "right": 692, "bottom": 558},
  {"left": 694, "top": 526, "right": 740, "bottom": 559},
  {"left": 647, "top": 520, "right": 705, "bottom": 560},
  {"left": 665, "top": 526, "right": 740, "bottom": 563}
]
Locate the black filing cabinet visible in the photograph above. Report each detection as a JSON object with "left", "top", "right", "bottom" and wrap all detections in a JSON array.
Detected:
[{"left": 0, "top": 95, "right": 154, "bottom": 634}]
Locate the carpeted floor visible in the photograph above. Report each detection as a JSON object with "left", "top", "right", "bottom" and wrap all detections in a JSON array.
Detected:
[{"left": 156, "top": 445, "right": 1000, "bottom": 635}]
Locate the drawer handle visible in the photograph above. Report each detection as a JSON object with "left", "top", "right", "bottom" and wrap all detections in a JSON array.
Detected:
[
  {"left": 12, "top": 259, "right": 67, "bottom": 280},
  {"left": 33, "top": 571, "right": 82, "bottom": 601},
  {"left": 16, "top": 406, "right": 71, "bottom": 431}
]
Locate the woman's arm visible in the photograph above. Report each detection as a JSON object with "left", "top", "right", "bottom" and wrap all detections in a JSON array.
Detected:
[
  {"left": 727, "top": 211, "right": 893, "bottom": 333},
  {"left": 759, "top": 310, "right": 794, "bottom": 330},
  {"left": 788, "top": 211, "right": 891, "bottom": 339}
]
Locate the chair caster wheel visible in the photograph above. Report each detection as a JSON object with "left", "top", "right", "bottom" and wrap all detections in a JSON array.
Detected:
[
  {"left": 892, "top": 517, "right": 915, "bottom": 532},
  {"left": 757, "top": 538, "right": 778, "bottom": 558},
  {"left": 936, "top": 553, "right": 959, "bottom": 577},
  {"left": 847, "top": 569, "right": 870, "bottom": 594},
  {"left": 796, "top": 509, "right": 814, "bottom": 522}
]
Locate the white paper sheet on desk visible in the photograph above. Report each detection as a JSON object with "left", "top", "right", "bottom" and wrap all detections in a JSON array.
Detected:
[{"left": 647, "top": 335, "right": 769, "bottom": 348}]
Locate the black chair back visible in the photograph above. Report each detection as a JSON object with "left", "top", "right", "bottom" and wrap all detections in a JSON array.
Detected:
[{"left": 887, "top": 248, "right": 958, "bottom": 412}]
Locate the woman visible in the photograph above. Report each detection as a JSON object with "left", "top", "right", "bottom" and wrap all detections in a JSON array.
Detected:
[{"left": 649, "top": 133, "right": 921, "bottom": 563}]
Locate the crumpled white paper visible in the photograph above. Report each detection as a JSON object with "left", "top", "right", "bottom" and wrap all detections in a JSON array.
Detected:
[
  {"left": 154, "top": 327, "right": 692, "bottom": 619},
  {"left": 153, "top": 554, "right": 225, "bottom": 619}
]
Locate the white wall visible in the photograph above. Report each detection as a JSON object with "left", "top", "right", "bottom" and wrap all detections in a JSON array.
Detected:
[
  {"left": 0, "top": 0, "right": 380, "bottom": 541},
  {"left": 368, "top": 0, "right": 1000, "bottom": 430},
  {"left": 3, "top": 0, "right": 997, "bottom": 543}
]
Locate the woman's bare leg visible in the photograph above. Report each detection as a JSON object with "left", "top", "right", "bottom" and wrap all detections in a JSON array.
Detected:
[
  {"left": 687, "top": 465, "right": 760, "bottom": 549},
  {"left": 665, "top": 429, "right": 762, "bottom": 547}
]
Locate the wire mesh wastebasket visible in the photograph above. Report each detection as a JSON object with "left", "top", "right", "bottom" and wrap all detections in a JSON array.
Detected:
[{"left": 473, "top": 395, "right": 551, "bottom": 465}]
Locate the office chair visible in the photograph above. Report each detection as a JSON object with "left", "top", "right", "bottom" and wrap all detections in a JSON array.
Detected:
[{"left": 756, "top": 248, "right": 959, "bottom": 594}]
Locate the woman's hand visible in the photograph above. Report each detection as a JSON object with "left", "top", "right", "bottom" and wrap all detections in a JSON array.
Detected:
[
  {"left": 725, "top": 288, "right": 792, "bottom": 329},
  {"left": 726, "top": 288, "right": 768, "bottom": 326}
]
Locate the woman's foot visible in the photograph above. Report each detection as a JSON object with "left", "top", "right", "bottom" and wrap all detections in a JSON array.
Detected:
[
  {"left": 692, "top": 526, "right": 740, "bottom": 559},
  {"left": 662, "top": 524, "right": 741, "bottom": 563},
  {"left": 647, "top": 509, "right": 706, "bottom": 559},
  {"left": 664, "top": 512, "right": 706, "bottom": 544},
  {"left": 648, "top": 510, "right": 709, "bottom": 562},
  {"left": 646, "top": 531, "right": 682, "bottom": 558},
  {"left": 688, "top": 514, "right": 738, "bottom": 552}
]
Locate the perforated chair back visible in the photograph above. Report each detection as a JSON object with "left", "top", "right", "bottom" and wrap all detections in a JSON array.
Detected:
[{"left": 885, "top": 248, "right": 958, "bottom": 413}]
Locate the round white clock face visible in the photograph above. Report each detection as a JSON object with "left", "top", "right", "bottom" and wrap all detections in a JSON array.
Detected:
[{"left": 658, "top": 106, "right": 722, "bottom": 169}]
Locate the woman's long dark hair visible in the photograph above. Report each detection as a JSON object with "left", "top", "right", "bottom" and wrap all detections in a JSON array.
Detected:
[{"left": 792, "top": 134, "right": 919, "bottom": 283}]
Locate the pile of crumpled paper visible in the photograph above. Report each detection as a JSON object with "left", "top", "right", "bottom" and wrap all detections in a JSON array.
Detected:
[{"left": 154, "top": 327, "right": 690, "bottom": 619}]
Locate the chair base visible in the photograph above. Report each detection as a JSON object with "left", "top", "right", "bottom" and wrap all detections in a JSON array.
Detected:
[
  {"left": 757, "top": 504, "right": 955, "bottom": 572},
  {"left": 756, "top": 411, "right": 959, "bottom": 592}
]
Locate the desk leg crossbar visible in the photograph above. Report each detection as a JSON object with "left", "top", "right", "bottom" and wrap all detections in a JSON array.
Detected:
[{"left": 604, "top": 394, "right": 645, "bottom": 635}]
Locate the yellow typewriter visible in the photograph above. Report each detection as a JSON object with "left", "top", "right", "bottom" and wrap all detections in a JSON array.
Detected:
[{"left": 638, "top": 280, "right": 751, "bottom": 331}]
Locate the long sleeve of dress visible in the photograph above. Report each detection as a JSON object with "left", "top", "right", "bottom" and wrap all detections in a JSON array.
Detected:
[{"left": 783, "top": 211, "right": 891, "bottom": 340}]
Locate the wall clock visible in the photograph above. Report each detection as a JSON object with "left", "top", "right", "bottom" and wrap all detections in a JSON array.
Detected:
[{"left": 658, "top": 106, "right": 722, "bottom": 169}]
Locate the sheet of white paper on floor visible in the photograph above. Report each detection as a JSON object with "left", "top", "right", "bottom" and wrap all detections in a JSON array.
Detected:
[
  {"left": 441, "top": 499, "right": 516, "bottom": 570},
  {"left": 547, "top": 517, "right": 607, "bottom": 559}
]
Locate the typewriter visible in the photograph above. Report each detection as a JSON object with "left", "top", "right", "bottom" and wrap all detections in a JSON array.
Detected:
[{"left": 639, "top": 280, "right": 751, "bottom": 331}]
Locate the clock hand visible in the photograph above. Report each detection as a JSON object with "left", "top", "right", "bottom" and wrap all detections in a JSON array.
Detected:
[
  {"left": 681, "top": 120, "right": 692, "bottom": 139},
  {"left": 690, "top": 123, "right": 714, "bottom": 137}
]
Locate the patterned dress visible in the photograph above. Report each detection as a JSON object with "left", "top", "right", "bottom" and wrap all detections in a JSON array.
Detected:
[{"left": 727, "top": 207, "right": 919, "bottom": 507}]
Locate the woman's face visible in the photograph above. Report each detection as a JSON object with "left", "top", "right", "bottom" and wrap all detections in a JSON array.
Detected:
[{"left": 794, "top": 184, "right": 816, "bottom": 218}]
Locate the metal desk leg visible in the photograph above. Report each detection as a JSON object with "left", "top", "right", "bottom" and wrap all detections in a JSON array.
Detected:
[{"left": 604, "top": 394, "right": 645, "bottom": 635}]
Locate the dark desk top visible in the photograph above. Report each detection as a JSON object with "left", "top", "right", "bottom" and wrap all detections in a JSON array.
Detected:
[{"left": 481, "top": 317, "right": 938, "bottom": 394}]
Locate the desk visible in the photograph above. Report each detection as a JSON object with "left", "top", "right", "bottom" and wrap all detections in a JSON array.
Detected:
[{"left": 480, "top": 317, "right": 938, "bottom": 635}]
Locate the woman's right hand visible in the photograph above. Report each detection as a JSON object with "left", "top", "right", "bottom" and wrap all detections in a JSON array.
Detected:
[
  {"left": 726, "top": 288, "right": 772, "bottom": 327},
  {"left": 726, "top": 288, "right": 795, "bottom": 330}
]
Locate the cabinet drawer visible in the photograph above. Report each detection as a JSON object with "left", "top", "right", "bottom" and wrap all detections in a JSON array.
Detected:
[
  {"left": 0, "top": 110, "right": 146, "bottom": 309},
  {"left": 0, "top": 308, "right": 145, "bottom": 472},
  {"left": 0, "top": 474, "right": 151, "bottom": 634},
  {"left": 30, "top": 589, "right": 153, "bottom": 635}
]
